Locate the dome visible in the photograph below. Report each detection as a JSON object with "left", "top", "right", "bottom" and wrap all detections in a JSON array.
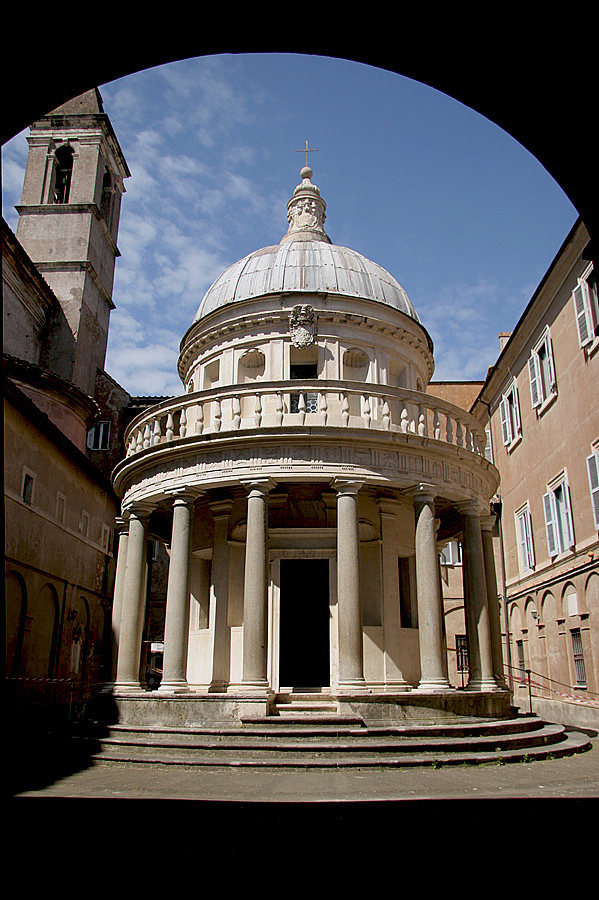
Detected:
[
  {"left": 193, "top": 241, "right": 421, "bottom": 323},
  {"left": 192, "top": 165, "right": 421, "bottom": 325}
]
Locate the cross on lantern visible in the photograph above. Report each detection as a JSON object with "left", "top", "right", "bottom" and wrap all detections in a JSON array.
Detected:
[{"left": 296, "top": 140, "right": 318, "bottom": 167}]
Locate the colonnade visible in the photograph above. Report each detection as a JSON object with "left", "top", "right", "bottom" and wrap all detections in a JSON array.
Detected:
[{"left": 109, "top": 480, "right": 505, "bottom": 695}]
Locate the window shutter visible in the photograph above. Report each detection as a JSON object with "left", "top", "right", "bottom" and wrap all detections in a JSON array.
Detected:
[
  {"left": 528, "top": 353, "right": 542, "bottom": 408},
  {"left": 587, "top": 452, "right": 599, "bottom": 530},
  {"left": 518, "top": 513, "right": 529, "bottom": 570},
  {"left": 573, "top": 281, "right": 592, "bottom": 347},
  {"left": 512, "top": 384, "right": 521, "bottom": 434},
  {"left": 545, "top": 333, "right": 556, "bottom": 390},
  {"left": 87, "top": 428, "right": 95, "bottom": 449},
  {"left": 499, "top": 397, "right": 511, "bottom": 444},
  {"left": 543, "top": 491, "right": 559, "bottom": 556},
  {"left": 561, "top": 481, "right": 575, "bottom": 548},
  {"left": 524, "top": 508, "right": 535, "bottom": 567}
]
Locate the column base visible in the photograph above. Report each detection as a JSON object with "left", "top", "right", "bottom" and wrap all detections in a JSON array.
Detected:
[
  {"left": 238, "top": 679, "right": 271, "bottom": 695},
  {"left": 416, "top": 679, "right": 454, "bottom": 693},
  {"left": 383, "top": 680, "right": 413, "bottom": 692},
  {"left": 465, "top": 678, "right": 503, "bottom": 692},
  {"left": 157, "top": 681, "right": 190, "bottom": 694},
  {"left": 112, "top": 681, "right": 143, "bottom": 694}
]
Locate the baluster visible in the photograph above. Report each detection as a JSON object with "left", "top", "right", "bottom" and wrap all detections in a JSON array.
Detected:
[
  {"left": 465, "top": 424, "right": 472, "bottom": 451},
  {"left": 142, "top": 423, "right": 150, "bottom": 448},
  {"left": 196, "top": 403, "right": 204, "bottom": 434},
  {"left": 214, "top": 398, "right": 222, "bottom": 432},
  {"left": 456, "top": 418, "right": 464, "bottom": 447},
  {"left": 254, "top": 393, "right": 262, "bottom": 428},
  {"left": 275, "top": 392, "right": 283, "bottom": 426},
  {"left": 400, "top": 406, "right": 409, "bottom": 433},
  {"left": 166, "top": 412, "right": 174, "bottom": 441},
  {"left": 136, "top": 429, "right": 143, "bottom": 453},
  {"left": 433, "top": 409, "right": 441, "bottom": 441},
  {"left": 180, "top": 407, "right": 187, "bottom": 438},
  {"left": 126, "top": 435, "right": 134, "bottom": 456},
  {"left": 232, "top": 396, "right": 241, "bottom": 430},
  {"left": 446, "top": 414, "right": 453, "bottom": 445},
  {"left": 418, "top": 405, "right": 427, "bottom": 436},
  {"left": 341, "top": 393, "right": 349, "bottom": 427},
  {"left": 319, "top": 391, "right": 328, "bottom": 425},
  {"left": 152, "top": 418, "right": 161, "bottom": 446},
  {"left": 409, "top": 406, "right": 416, "bottom": 432},
  {"left": 297, "top": 392, "right": 306, "bottom": 426},
  {"left": 361, "top": 394, "right": 371, "bottom": 429},
  {"left": 381, "top": 398, "right": 391, "bottom": 430}
]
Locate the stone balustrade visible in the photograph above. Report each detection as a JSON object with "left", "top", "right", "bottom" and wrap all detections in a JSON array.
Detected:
[{"left": 124, "top": 381, "right": 487, "bottom": 458}]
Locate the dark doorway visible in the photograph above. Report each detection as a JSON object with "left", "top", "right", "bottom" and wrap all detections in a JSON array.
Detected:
[{"left": 279, "top": 558, "right": 330, "bottom": 689}]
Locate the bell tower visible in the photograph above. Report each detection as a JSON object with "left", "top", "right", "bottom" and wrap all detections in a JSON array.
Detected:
[{"left": 15, "top": 88, "right": 130, "bottom": 396}]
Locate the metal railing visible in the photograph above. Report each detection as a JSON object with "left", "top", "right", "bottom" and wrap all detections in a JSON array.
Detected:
[
  {"left": 503, "top": 664, "right": 599, "bottom": 714},
  {"left": 5, "top": 675, "right": 107, "bottom": 724}
]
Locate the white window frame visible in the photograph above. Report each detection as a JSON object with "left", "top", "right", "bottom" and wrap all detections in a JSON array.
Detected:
[
  {"left": 573, "top": 263, "right": 599, "bottom": 351},
  {"left": 528, "top": 326, "right": 557, "bottom": 413},
  {"left": 439, "top": 541, "right": 462, "bottom": 567},
  {"left": 515, "top": 503, "right": 535, "bottom": 572},
  {"left": 87, "top": 420, "right": 111, "bottom": 451},
  {"left": 586, "top": 449, "right": 599, "bottom": 530},
  {"left": 542, "top": 473, "right": 575, "bottom": 557},
  {"left": 499, "top": 378, "right": 522, "bottom": 449}
]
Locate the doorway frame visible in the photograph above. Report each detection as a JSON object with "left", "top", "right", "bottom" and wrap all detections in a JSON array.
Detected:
[{"left": 268, "top": 543, "right": 337, "bottom": 693}]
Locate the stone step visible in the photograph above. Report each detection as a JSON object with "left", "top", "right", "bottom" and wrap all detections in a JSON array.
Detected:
[{"left": 88, "top": 728, "right": 591, "bottom": 769}]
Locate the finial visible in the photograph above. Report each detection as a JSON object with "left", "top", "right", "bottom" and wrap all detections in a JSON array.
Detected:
[
  {"left": 296, "top": 140, "right": 318, "bottom": 168},
  {"left": 280, "top": 146, "right": 331, "bottom": 245},
  {"left": 300, "top": 165, "right": 313, "bottom": 180}
]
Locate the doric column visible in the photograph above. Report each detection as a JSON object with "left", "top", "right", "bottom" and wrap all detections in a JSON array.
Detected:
[
  {"left": 209, "top": 498, "right": 234, "bottom": 692},
  {"left": 377, "top": 496, "right": 411, "bottom": 690},
  {"left": 480, "top": 514, "right": 508, "bottom": 689},
  {"left": 114, "top": 502, "right": 153, "bottom": 691},
  {"left": 459, "top": 500, "right": 499, "bottom": 691},
  {"left": 411, "top": 485, "right": 452, "bottom": 691},
  {"left": 333, "top": 477, "right": 365, "bottom": 688},
  {"left": 159, "top": 489, "right": 201, "bottom": 693},
  {"left": 108, "top": 514, "right": 129, "bottom": 684},
  {"left": 241, "top": 478, "right": 276, "bottom": 690}
]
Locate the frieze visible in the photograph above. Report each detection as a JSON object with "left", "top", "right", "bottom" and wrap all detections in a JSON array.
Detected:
[{"left": 120, "top": 441, "right": 492, "bottom": 509}]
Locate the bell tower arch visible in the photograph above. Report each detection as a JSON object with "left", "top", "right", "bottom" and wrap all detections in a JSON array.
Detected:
[{"left": 15, "top": 88, "right": 130, "bottom": 395}]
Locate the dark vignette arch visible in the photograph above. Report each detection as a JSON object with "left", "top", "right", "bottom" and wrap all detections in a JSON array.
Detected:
[{"left": 2, "top": 20, "right": 596, "bottom": 262}]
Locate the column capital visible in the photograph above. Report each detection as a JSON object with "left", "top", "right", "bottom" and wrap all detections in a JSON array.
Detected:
[
  {"left": 240, "top": 477, "right": 277, "bottom": 497},
  {"left": 376, "top": 495, "right": 403, "bottom": 518},
  {"left": 123, "top": 500, "right": 155, "bottom": 520},
  {"left": 479, "top": 514, "right": 497, "bottom": 532},
  {"left": 209, "top": 498, "right": 234, "bottom": 519},
  {"left": 115, "top": 515, "right": 129, "bottom": 531},
  {"left": 166, "top": 486, "right": 204, "bottom": 506},
  {"left": 331, "top": 477, "right": 365, "bottom": 497},
  {"left": 405, "top": 483, "right": 437, "bottom": 505},
  {"left": 457, "top": 498, "right": 487, "bottom": 517}
]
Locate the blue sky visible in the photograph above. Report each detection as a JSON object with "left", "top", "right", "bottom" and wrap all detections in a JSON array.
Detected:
[{"left": 2, "top": 53, "right": 577, "bottom": 396}]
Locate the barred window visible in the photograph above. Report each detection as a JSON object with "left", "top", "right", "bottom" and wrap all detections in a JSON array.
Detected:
[{"left": 571, "top": 629, "right": 587, "bottom": 687}]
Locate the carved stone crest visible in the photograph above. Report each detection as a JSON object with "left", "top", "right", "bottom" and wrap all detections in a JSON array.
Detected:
[{"left": 289, "top": 304, "right": 317, "bottom": 349}]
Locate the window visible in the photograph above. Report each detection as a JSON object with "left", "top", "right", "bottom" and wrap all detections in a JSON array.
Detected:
[
  {"left": 571, "top": 629, "right": 587, "bottom": 687},
  {"left": 456, "top": 635, "right": 469, "bottom": 672},
  {"left": 542, "top": 476, "right": 574, "bottom": 556},
  {"left": 80, "top": 510, "right": 90, "bottom": 537},
  {"left": 87, "top": 421, "right": 111, "bottom": 451},
  {"left": 528, "top": 327, "right": 556, "bottom": 410},
  {"left": 516, "top": 504, "right": 535, "bottom": 572},
  {"left": 56, "top": 492, "right": 66, "bottom": 523},
  {"left": 499, "top": 379, "right": 522, "bottom": 447},
  {"left": 21, "top": 470, "right": 35, "bottom": 505},
  {"left": 439, "top": 541, "right": 462, "bottom": 567},
  {"left": 573, "top": 265, "right": 599, "bottom": 348},
  {"left": 290, "top": 362, "right": 318, "bottom": 414},
  {"left": 398, "top": 556, "right": 417, "bottom": 628},
  {"left": 484, "top": 426, "right": 494, "bottom": 463},
  {"left": 586, "top": 450, "right": 599, "bottom": 530},
  {"left": 100, "top": 524, "right": 111, "bottom": 552}
]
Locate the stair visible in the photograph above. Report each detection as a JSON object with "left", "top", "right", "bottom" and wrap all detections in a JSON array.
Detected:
[{"left": 77, "top": 713, "right": 592, "bottom": 769}]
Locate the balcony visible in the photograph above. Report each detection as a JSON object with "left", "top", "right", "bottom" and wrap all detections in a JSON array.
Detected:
[{"left": 123, "top": 381, "right": 487, "bottom": 459}]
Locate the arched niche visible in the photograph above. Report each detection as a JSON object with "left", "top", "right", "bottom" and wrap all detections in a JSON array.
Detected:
[
  {"left": 21, "top": 582, "right": 59, "bottom": 679},
  {"left": 5, "top": 571, "right": 28, "bottom": 677}
]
